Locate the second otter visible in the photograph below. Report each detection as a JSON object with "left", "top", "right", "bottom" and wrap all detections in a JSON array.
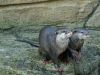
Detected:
[{"left": 59, "top": 29, "right": 89, "bottom": 63}]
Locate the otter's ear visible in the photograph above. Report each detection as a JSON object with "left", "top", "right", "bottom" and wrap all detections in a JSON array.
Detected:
[
  {"left": 71, "top": 30, "right": 77, "bottom": 34},
  {"left": 73, "top": 30, "right": 77, "bottom": 33}
]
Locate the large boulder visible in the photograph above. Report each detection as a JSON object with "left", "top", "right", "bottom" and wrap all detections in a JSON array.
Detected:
[{"left": 0, "top": 0, "right": 99, "bottom": 28}]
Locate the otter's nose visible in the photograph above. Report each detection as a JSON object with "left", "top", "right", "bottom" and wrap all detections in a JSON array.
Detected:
[{"left": 66, "top": 32, "right": 72, "bottom": 37}]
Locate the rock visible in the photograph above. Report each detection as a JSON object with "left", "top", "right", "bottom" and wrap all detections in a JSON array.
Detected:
[
  {"left": 0, "top": 0, "right": 99, "bottom": 29},
  {"left": 0, "top": 0, "right": 48, "bottom": 5},
  {"left": 87, "top": 5, "right": 100, "bottom": 27},
  {"left": 77, "top": 0, "right": 99, "bottom": 21},
  {"left": 0, "top": 0, "right": 78, "bottom": 28}
]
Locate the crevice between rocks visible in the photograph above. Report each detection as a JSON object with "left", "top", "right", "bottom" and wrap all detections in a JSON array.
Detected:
[
  {"left": 0, "top": 26, "right": 15, "bottom": 32},
  {"left": 83, "top": 0, "right": 100, "bottom": 28},
  {"left": 0, "top": 0, "right": 60, "bottom": 8}
]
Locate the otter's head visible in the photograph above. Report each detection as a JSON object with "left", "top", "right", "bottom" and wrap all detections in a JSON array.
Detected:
[
  {"left": 73, "top": 29, "right": 89, "bottom": 40},
  {"left": 69, "top": 29, "right": 89, "bottom": 62},
  {"left": 56, "top": 29, "right": 72, "bottom": 49},
  {"left": 56, "top": 29, "right": 72, "bottom": 39}
]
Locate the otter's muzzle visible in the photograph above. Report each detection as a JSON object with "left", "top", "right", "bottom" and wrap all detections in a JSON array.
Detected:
[{"left": 66, "top": 32, "right": 72, "bottom": 38}]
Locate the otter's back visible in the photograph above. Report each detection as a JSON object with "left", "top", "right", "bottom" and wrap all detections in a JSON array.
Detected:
[{"left": 39, "top": 26, "right": 57, "bottom": 52}]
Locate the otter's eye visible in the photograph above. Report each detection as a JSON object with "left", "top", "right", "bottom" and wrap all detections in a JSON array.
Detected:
[
  {"left": 73, "top": 30, "right": 77, "bottom": 33},
  {"left": 81, "top": 32, "right": 84, "bottom": 33},
  {"left": 55, "top": 32, "right": 58, "bottom": 35},
  {"left": 63, "top": 30, "right": 66, "bottom": 33}
]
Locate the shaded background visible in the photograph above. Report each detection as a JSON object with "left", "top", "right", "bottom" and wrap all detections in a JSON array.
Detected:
[{"left": 0, "top": 0, "right": 100, "bottom": 75}]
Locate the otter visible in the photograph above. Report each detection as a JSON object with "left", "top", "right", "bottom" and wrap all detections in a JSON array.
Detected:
[
  {"left": 39, "top": 26, "right": 72, "bottom": 70},
  {"left": 58, "top": 29, "right": 89, "bottom": 63},
  {"left": 67, "top": 29, "right": 89, "bottom": 61}
]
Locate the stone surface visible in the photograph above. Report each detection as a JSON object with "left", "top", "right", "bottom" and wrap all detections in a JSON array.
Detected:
[
  {"left": 0, "top": 0, "right": 79, "bottom": 28},
  {"left": 0, "top": 0, "right": 48, "bottom": 5},
  {"left": 77, "top": 0, "right": 99, "bottom": 21},
  {"left": 0, "top": 29, "right": 100, "bottom": 75},
  {"left": 87, "top": 5, "right": 100, "bottom": 27},
  {"left": 0, "top": 0, "right": 99, "bottom": 28}
]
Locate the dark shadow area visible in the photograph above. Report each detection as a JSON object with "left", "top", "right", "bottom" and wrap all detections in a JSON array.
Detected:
[{"left": 0, "top": 0, "right": 60, "bottom": 8}]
